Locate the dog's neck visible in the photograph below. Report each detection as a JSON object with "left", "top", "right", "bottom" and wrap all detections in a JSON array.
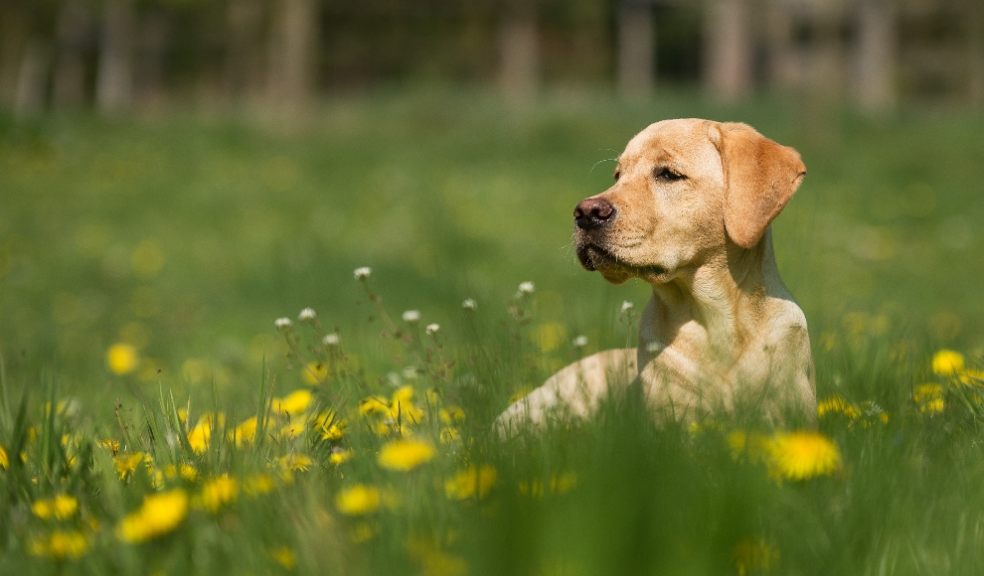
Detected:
[{"left": 640, "top": 229, "right": 785, "bottom": 364}]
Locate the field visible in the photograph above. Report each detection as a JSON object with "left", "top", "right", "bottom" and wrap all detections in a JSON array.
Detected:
[{"left": 0, "top": 91, "right": 982, "bottom": 575}]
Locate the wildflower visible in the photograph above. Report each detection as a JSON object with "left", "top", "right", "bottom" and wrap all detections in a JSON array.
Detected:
[
  {"left": 445, "top": 465, "right": 498, "bottom": 500},
  {"left": 913, "top": 383, "right": 945, "bottom": 414},
  {"left": 330, "top": 448, "right": 353, "bottom": 465},
  {"left": 116, "top": 489, "right": 189, "bottom": 543},
  {"left": 534, "top": 322, "right": 566, "bottom": 353},
  {"left": 0, "top": 446, "right": 8, "bottom": 470},
  {"left": 932, "top": 349, "right": 965, "bottom": 376},
  {"left": 270, "top": 546, "right": 297, "bottom": 570},
  {"left": 314, "top": 411, "right": 346, "bottom": 441},
  {"left": 271, "top": 389, "right": 313, "bottom": 415},
  {"left": 196, "top": 474, "right": 238, "bottom": 513},
  {"left": 187, "top": 417, "right": 214, "bottom": 454},
  {"left": 517, "top": 281, "right": 535, "bottom": 294},
  {"left": 114, "top": 452, "right": 147, "bottom": 480},
  {"left": 99, "top": 438, "right": 121, "bottom": 455},
  {"left": 230, "top": 416, "right": 258, "bottom": 447},
  {"left": 335, "top": 484, "right": 382, "bottom": 516},
  {"left": 298, "top": 307, "right": 317, "bottom": 322},
  {"left": 279, "top": 453, "right": 314, "bottom": 473},
  {"left": 425, "top": 323, "right": 440, "bottom": 336},
  {"left": 353, "top": 266, "right": 372, "bottom": 280},
  {"left": 766, "top": 431, "right": 842, "bottom": 481},
  {"left": 32, "top": 494, "right": 79, "bottom": 520},
  {"left": 378, "top": 438, "right": 435, "bottom": 471},
  {"left": 274, "top": 317, "right": 293, "bottom": 330},
  {"left": 572, "top": 335, "right": 588, "bottom": 348},
  {"left": 407, "top": 536, "right": 468, "bottom": 576},
  {"left": 106, "top": 343, "right": 139, "bottom": 375},
  {"left": 323, "top": 333, "right": 341, "bottom": 346},
  {"left": 244, "top": 473, "right": 277, "bottom": 496},
  {"left": 816, "top": 395, "right": 861, "bottom": 420},
  {"left": 620, "top": 300, "right": 635, "bottom": 314},
  {"left": 402, "top": 310, "right": 421, "bottom": 323},
  {"left": 29, "top": 530, "right": 89, "bottom": 559},
  {"left": 461, "top": 298, "right": 477, "bottom": 310},
  {"left": 302, "top": 361, "right": 329, "bottom": 385}
]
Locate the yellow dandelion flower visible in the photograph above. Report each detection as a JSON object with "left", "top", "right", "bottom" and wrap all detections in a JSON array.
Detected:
[
  {"left": 534, "top": 322, "right": 566, "bottom": 353},
  {"left": 313, "top": 410, "right": 346, "bottom": 441},
  {"left": 98, "top": 438, "right": 121, "bottom": 455},
  {"left": 271, "top": 389, "right": 313, "bottom": 416},
  {"left": 378, "top": 438, "right": 435, "bottom": 472},
  {"left": 766, "top": 431, "right": 842, "bottom": 481},
  {"left": 270, "top": 546, "right": 297, "bottom": 570},
  {"left": 279, "top": 453, "right": 314, "bottom": 473},
  {"left": 389, "top": 386, "right": 425, "bottom": 423},
  {"left": 278, "top": 415, "right": 308, "bottom": 439},
  {"left": 335, "top": 484, "right": 382, "bottom": 516},
  {"left": 106, "top": 343, "right": 139, "bottom": 375},
  {"left": 116, "top": 489, "right": 189, "bottom": 543},
  {"left": 329, "top": 449, "right": 353, "bottom": 465},
  {"left": 407, "top": 536, "right": 468, "bottom": 576},
  {"left": 244, "top": 473, "right": 277, "bottom": 496},
  {"left": 932, "top": 349, "right": 965, "bottom": 376},
  {"left": 302, "top": 362, "right": 329, "bottom": 385},
  {"left": 114, "top": 452, "right": 148, "bottom": 480},
  {"left": 229, "top": 416, "right": 258, "bottom": 447},
  {"left": 439, "top": 406, "right": 466, "bottom": 425},
  {"left": 816, "top": 395, "right": 861, "bottom": 420},
  {"left": 29, "top": 530, "right": 89, "bottom": 559},
  {"left": 445, "top": 465, "right": 497, "bottom": 500},
  {"left": 196, "top": 474, "right": 238, "bottom": 513},
  {"left": 958, "top": 369, "right": 983, "bottom": 387},
  {"left": 187, "top": 414, "right": 222, "bottom": 454},
  {"left": 913, "top": 383, "right": 945, "bottom": 414},
  {"left": 359, "top": 396, "right": 390, "bottom": 416},
  {"left": 32, "top": 493, "right": 79, "bottom": 520},
  {"left": 439, "top": 427, "right": 460, "bottom": 444},
  {"left": 0, "top": 446, "right": 8, "bottom": 470}
]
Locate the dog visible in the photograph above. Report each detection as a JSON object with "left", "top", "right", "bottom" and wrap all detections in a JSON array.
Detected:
[{"left": 497, "top": 119, "right": 815, "bottom": 430}]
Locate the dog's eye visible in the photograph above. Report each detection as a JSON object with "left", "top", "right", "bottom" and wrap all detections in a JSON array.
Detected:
[{"left": 654, "top": 167, "right": 685, "bottom": 182}]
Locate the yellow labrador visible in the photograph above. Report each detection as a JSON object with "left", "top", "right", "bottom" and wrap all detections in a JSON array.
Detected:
[{"left": 498, "top": 119, "right": 815, "bottom": 430}]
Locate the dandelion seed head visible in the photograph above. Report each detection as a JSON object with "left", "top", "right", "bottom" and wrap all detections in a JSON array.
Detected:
[
  {"left": 620, "top": 300, "right": 635, "bottom": 313},
  {"left": 402, "top": 310, "right": 421, "bottom": 323},
  {"left": 461, "top": 298, "right": 477, "bottom": 310},
  {"left": 517, "top": 281, "right": 535, "bottom": 294},
  {"left": 572, "top": 335, "right": 588, "bottom": 348},
  {"left": 323, "top": 333, "right": 340, "bottom": 346},
  {"left": 274, "top": 317, "right": 292, "bottom": 330},
  {"left": 353, "top": 266, "right": 372, "bottom": 280},
  {"left": 298, "top": 308, "right": 317, "bottom": 322},
  {"left": 425, "top": 323, "right": 440, "bottom": 336}
]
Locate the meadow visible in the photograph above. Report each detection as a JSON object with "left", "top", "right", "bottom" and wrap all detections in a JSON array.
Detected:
[{"left": 0, "top": 91, "right": 981, "bottom": 575}]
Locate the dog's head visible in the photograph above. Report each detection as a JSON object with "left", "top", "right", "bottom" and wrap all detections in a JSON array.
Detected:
[{"left": 575, "top": 119, "right": 806, "bottom": 284}]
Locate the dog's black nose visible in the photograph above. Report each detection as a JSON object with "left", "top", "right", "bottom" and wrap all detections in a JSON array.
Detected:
[{"left": 574, "top": 197, "right": 616, "bottom": 230}]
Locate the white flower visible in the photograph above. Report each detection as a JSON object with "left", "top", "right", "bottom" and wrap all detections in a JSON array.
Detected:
[
  {"left": 620, "top": 300, "right": 635, "bottom": 313},
  {"left": 298, "top": 307, "right": 317, "bottom": 322},
  {"left": 461, "top": 298, "right": 477, "bottom": 310},
  {"left": 517, "top": 281, "right": 535, "bottom": 294},
  {"left": 353, "top": 266, "right": 372, "bottom": 280},
  {"left": 402, "top": 310, "right": 421, "bottom": 323},
  {"left": 425, "top": 323, "right": 440, "bottom": 335},
  {"left": 572, "top": 335, "right": 589, "bottom": 348},
  {"left": 274, "top": 317, "right": 293, "bottom": 330},
  {"left": 323, "top": 333, "right": 340, "bottom": 346}
]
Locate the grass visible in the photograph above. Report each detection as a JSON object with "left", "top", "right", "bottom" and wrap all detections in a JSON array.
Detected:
[{"left": 0, "top": 89, "right": 981, "bottom": 575}]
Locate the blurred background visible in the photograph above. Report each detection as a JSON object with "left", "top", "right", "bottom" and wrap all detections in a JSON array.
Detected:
[
  {"left": 0, "top": 0, "right": 981, "bottom": 401},
  {"left": 2, "top": 0, "right": 982, "bottom": 115}
]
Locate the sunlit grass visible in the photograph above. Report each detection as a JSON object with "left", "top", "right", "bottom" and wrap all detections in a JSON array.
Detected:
[{"left": 0, "top": 92, "right": 982, "bottom": 574}]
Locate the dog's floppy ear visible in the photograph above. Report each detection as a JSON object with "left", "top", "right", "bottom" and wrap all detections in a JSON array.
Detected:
[{"left": 710, "top": 122, "right": 806, "bottom": 249}]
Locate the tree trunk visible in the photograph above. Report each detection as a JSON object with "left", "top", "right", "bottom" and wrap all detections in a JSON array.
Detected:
[
  {"left": 53, "top": 0, "right": 91, "bottom": 109},
  {"left": 969, "top": 0, "right": 983, "bottom": 107},
  {"left": 617, "top": 1, "right": 655, "bottom": 98},
  {"left": 225, "top": 0, "right": 265, "bottom": 103},
  {"left": 764, "top": 1, "right": 798, "bottom": 93},
  {"left": 704, "top": 0, "right": 753, "bottom": 101},
  {"left": 0, "top": 5, "right": 30, "bottom": 108},
  {"left": 14, "top": 39, "right": 50, "bottom": 116},
  {"left": 855, "top": 0, "right": 896, "bottom": 112},
  {"left": 498, "top": 2, "right": 539, "bottom": 98},
  {"left": 268, "top": 0, "right": 319, "bottom": 113},
  {"left": 96, "top": 0, "right": 136, "bottom": 114}
]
